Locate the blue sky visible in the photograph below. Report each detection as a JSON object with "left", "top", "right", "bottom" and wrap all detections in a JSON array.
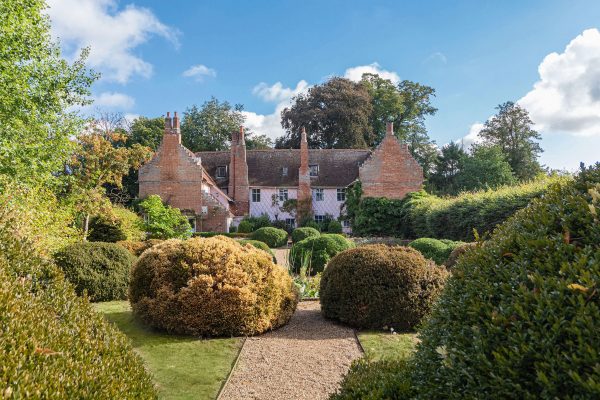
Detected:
[{"left": 47, "top": 0, "right": 600, "bottom": 170}]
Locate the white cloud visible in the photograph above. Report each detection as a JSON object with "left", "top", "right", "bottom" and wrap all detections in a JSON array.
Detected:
[
  {"left": 424, "top": 51, "right": 448, "bottom": 65},
  {"left": 93, "top": 91, "right": 135, "bottom": 109},
  {"left": 519, "top": 28, "right": 600, "bottom": 137},
  {"left": 252, "top": 80, "right": 309, "bottom": 103},
  {"left": 47, "top": 0, "right": 179, "bottom": 84},
  {"left": 458, "top": 122, "right": 484, "bottom": 149},
  {"left": 182, "top": 64, "right": 217, "bottom": 82},
  {"left": 344, "top": 62, "right": 400, "bottom": 84}
]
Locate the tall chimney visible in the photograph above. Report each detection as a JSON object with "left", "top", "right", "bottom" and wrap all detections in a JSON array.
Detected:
[
  {"left": 173, "top": 111, "right": 180, "bottom": 133},
  {"left": 297, "top": 127, "right": 312, "bottom": 221},
  {"left": 164, "top": 111, "right": 172, "bottom": 131},
  {"left": 386, "top": 121, "right": 394, "bottom": 136},
  {"left": 228, "top": 126, "right": 249, "bottom": 215}
]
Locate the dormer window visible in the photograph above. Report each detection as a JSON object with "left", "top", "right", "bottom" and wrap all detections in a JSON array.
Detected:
[
  {"left": 309, "top": 164, "right": 319, "bottom": 177},
  {"left": 282, "top": 167, "right": 288, "bottom": 176},
  {"left": 216, "top": 165, "right": 227, "bottom": 178}
]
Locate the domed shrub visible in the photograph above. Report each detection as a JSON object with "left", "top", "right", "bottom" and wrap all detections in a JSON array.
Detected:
[
  {"left": 129, "top": 236, "right": 299, "bottom": 336},
  {"left": 0, "top": 200, "right": 156, "bottom": 398},
  {"left": 320, "top": 245, "right": 448, "bottom": 330},
  {"left": 291, "top": 227, "right": 320, "bottom": 243},
  {"left": 250, "top": 226, "right": 288, "bottom": 248},
  {"left": 302, "top": 219, "right": 321, "bottom": 231},
  {"left": 117, "top": 239, "right": 163, "bottom": 257},
  {"left": 239, "top": 239, "right": 277, "bottom": 263},
  {"left": 54, "top": 242, "right": 135, "bottom": 301},
  {"left": 88, "top": 215, "right": 127, "bottom": 242},
  {"left": 410, "top": 164, "right": 600, "bottom": 398},
  {"left": 290, "top": 234, "right": 355, "bottom": 275},
  {"left": 237, "top": 219, "right": 253, "bottom": 233},
  {"left": 444, "top": 242, "right": 477, "bottom": 268},
  {"left": 408, "top": 238, "right": 463, "bottom": 265},
  {"left": 327, "top": 220, "right": 343, "bottom": 234}
]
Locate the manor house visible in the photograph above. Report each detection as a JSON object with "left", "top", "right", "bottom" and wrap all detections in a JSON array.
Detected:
[{"left": 138, "top": 112, "right": 423, "bottom": 232}]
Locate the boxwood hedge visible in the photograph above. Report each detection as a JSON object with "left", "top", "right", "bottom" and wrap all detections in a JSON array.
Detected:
[
  {"left": 250, "top": 227, "right": 288, "bottom": 248},
  {"left": 408, "top": 238, "right": 463, "bottom": 265},
  {"left": 291, "top": 227, "right": 320, "bottom": 243},
  {"left": 290, "top": 234, "right": 355, "bottom": 275}
]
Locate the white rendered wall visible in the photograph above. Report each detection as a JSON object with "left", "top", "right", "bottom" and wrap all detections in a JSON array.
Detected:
[{"left": 249, "top": 187, "right": 298, "bottom": 221}]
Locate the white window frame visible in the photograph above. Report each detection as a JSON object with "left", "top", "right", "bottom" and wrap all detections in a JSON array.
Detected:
[
  {"left": 216, "top": 165, "right": 227, "bottom": 178},
  {"left": 282, "top": 167, "right": 288, "bottom": 176},
  {"left": 309, "top": 164, "right": 319, "bottom": 177},
  {"left": 314, "top": 215, "right": 325, "bottom": 223},
  {"left": 251, "top": 188, "right": 261, "bottom": 203},
  {"left": 337, "top": 188, "right": 346, "bottom": 201},
  {"left": 313, "top": 188, "right": 324, "bottom": 201},
  {"left": 285, "top": 218, "right": 296, "bottom": 229},
  {"left": 278, "top": 188, "right": 289, "bottom": 202}
]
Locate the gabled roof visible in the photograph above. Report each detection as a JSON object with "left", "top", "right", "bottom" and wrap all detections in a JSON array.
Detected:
[{"left": 196, "top": 149, "right": 372, "bottom": 188}]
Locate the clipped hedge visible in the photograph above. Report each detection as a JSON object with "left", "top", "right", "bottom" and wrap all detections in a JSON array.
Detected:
[
  {"left": 117, "top": 239, "right": 164, "bottom": 257},
  {"left": 409, "top": 164, "right": 600, "bottom": 398},
  {"left": 350, "top": 178, "right": 565, "bottom": 241},
  {"left": 129, "top": 236, "right": 298, "bottom": 336},
  {"left": 326, "top": 220, "right": 343, "bottom": 234},
  {"left": 290, "top": 234, "right": 355, "bottom": 275},
  {"left": 239, "top": 239, "right": 277, "bottom": 263},
  {"left": 291, "top": 227, "right": 320, "bottom": 243},
  {"left": 88, "top": 215, "right": 127, "bottom": 242},
  {"left": 237, "top": 220, "right": 253, "bottom": 233},
  {"left": 54, "top": 242, "right": 135, "bottom": 302},
  {"left": 444, "top": 242, "right": 477, "bottom": 268},
  {"left": 0, "top": 197, "right": 156, "bottom": 398},
  {"left": 321, "top": 245, "right": 448, "bottom": 330},
  {"left": 249, "top": 227, "right": 288, "bottom": 248},
  {"left": 408, "top": 238, "right": 463, "bottom": 265}
]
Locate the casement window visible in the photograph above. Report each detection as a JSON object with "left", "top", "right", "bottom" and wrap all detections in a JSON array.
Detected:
[
  {"left": 278, "top": 188, "right": 289, "bottom": 202},
  {"left": 285, "top": 218, "right": 296, "bottom": 229},
  {"left": 342, "top": 220, "right": 351, "bottom": 228},
  {"left": 313, "top": 188, "right": 324, "bottom": 201},
  {"left": 251, "top": 188, "right": 261, "bottom": 202},
  {"left": 337, "top": 188, "right": 346, "bottom": 201},
  {"left": 282, "top": 167, "right": 288, "bottom": 176},
  {"left": 314, "top": 215, "right": 325, "bottom": 223},
  {"left": 216, "top": 165, "right": 227, "bottom": 178},
  {"left": 309, "top": 164, "right": 319, "bottom": 177},
  {"left": 187, "top": 217, "right": 197, "bottom": 232}
]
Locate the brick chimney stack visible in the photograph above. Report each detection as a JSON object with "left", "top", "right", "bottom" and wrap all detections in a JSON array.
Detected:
[
  {"left": 228, "top": 126, "right": 249, "bottom": 215},
  {"left": 386, "top": 121, "right": 393, "bottom": 136},
  {"left": 173, "top": 111, "right": 180, "bottom": 133},
  {"left": 163, "top": 111, "right": 181, "bottom": 145},
  {"left": 297, "top": 126, "right": 312, "bottom": 222}
]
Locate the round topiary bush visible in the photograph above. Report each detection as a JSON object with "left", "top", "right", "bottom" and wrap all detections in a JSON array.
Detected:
[
  {"left": 290, "top": 234, "right": 355, "bottom": 275},
  {"left": 88, "top": 215, "right": 127, "bottom": 242},
  {"left": 250, "top": 226, "right": 288, "bottom": 248},
  {"left": 117, "top": 239, "right": 163, "bottom": 257},
  {"left": 320, "top": 245, "right": 449, "bottom": 330},
  {"left": 237, "top": 219, "right": 253, "bottom": 233},
  {"left": 0, "top": 201, "right": 156, "bottom": 398},
  {"left": 129, "top": 236, "right": 299, "bottom": 336},
  {"left": 408, "top": 237, "right": 461, "bottom": 265},
  {"left": 444, "top": 242, "right": 477, "bottom": 268},
  {"left": 239, "top": 239, "right": 277, "bottom": 263},
  {"left": 327, "top": 220, "right": 343, "bottom": 234},
  {"left": 54, "top": 242, "right": 135, "bottom": 302},
  {"left": 291, "top": 227, "right": 320, "bottom": 243},
  {"left": 409, "top": 164, "right": 600, "bottom": 398}
]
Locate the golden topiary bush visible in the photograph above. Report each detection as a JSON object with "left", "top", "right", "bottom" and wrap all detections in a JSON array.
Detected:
[
  {"left": 117, "top": 239, "right": 163, "bottom": 257},
  {"left": 129, "top": 236, "right": 299, "bottom": 336}
]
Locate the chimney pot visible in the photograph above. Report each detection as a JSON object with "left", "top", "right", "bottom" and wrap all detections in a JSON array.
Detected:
[
  {"left": 239, "top": 126, "right": 245, "bottom": 144},
  {"left": 386, "top": 121, "right": 394, "bottom": 136},
  {"left": 301, "top": 126, "right": 307, "bottom": 142},
  {"left": 173, "top": 111, "right": 180, "bottom": 130}
]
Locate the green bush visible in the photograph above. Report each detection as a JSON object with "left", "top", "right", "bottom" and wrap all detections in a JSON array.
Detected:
[
  {"left": 330, "top": 359, "right": 414, "bottom": 400},
  {"left": 409, "top": 164, "right": 600, "bottom": 399},
  {"left": 139, "top": 195, "right": 191, "bottom": 239},
  {"left": 291, "top": 227, "right": 320, "bottom": 243},
  {"left": 327, "top": 220, "right": 343, "bottom": 234},
  {"left": 444, "top": 242, "right": 477, "bottom": 268},
  {"left": 130, "top": 236, "right": 298, "bottom": 336},
  {"left": 0, "top": 196, "right": 156, "bottom": 398},
  {"left": 237, "top": 220, "right": 253, "bottom": 233},
  {"left": 88, "top": 215, "right": 127, "bottom": 242},
  {"left": 54, "top": 242, "right": 135, "bottom": 302},
  {"left": 320, "top": 245, "right": 448, "bottom": 330},
  {"left": 250, "top": 227, "right": 288, "bottom": 248},
  {"left": 290, "top": 234, "right": 355, "bottom": 275},
  {"left": 349, "top": 178, "right": 566, "bottom": 241},
  {"left": 239, "top": 239, "right": 277, "bottom": 263},
  {"left": 302, "top": 219, "right": 322, "bottom": 231},
  {"left": 408, "top": 238, "right": 463, "bottom": 265}
]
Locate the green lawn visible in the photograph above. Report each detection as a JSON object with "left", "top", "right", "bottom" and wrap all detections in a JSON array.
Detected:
[
  {"left": 357, "top": 331, "right": 418, "bottom": 362},
  {"left": 93, "top": 301, "right": 243, "bottom": 400}
]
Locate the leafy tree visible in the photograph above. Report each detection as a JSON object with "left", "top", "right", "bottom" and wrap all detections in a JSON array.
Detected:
[
  {"left": 477, "top": 101, "right": 542, "bottom": 181},
  {"left": 138, "top": 195, "right": 191, "bottom": 239},
  {"left": 127, "top": 116, "right": 164, "bottom": 151},
  {"left": 428, "top": 141, "right": 467, "bottom": 194},
  {"left": 277, "top": 77, "right": 372, "bottom": 149},
  {"left": 0, "top": 0, "right": 96, "bottom": 187},
  {"left": 246, "top": 133, "right": 273, "bottom": 149},
  {"left": 182, "top": 97, "right": 246, "bottom": 152},
  {"left": 455, "top": 145, "right": 516, "bottom": 191}
]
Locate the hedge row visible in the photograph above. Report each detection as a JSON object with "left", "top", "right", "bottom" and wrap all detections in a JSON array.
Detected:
[
  {"left": 192, "top": 232, "right": 249, "bottom": 238},
  {"left": 351, "top": 177, "right": 566, "bottom": 241}
]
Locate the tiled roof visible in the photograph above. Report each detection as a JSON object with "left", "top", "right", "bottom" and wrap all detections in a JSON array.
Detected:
[{"left": 196, "top": 149, "right": 372, "bottom": 188}]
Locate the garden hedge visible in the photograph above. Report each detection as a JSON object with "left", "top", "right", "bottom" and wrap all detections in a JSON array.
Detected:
[
  {"left": 408, "top": 238, "right": 463, "bottom": 265},
  {"left": 117, "top": 239, "right": 164, "bottom": 257},
  {"left": 129, "top": 236, "right": 298, "bottom": 336},
  {"left": 327, "top": 220, "right": 343, "bottom": 234},
  {"left": 349, "top": 177, "right": 565, "bottom": 241},
  {"left": 193, "top": 231, "right": 249, "bottom": 239},
  {"left": 408, "top": 163, "right": 600, "bottom": 398},
  {"left": 54, "top": 242, "right": 135, "bottom": 302},
  {"left": 0, "top": 199, "right": 156, "bottom": 398},
  {"left": 249, "top": 227, "right": 288, "bottom": 248},
  {"left": 88, "top": 215, "right": 127, "bottom": 242},
  {"left": 290, "top": 234, "right": 355, "bottom": 275},
  {"left": 291, "top": 227, "right": 320, "bottom": 243},
  {"left": 444, "top": 242, "right": 477, "bottom": 268},
  {"left": 237, "top": 220, "right": 253, "bottom": 233},
  {"left": 320, "top": 245, "right": 448, "bottom": 330}
]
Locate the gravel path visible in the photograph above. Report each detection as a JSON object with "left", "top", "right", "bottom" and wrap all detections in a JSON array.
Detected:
[{"left": 219, "top": 301, "right": 363, "bottom": 400}]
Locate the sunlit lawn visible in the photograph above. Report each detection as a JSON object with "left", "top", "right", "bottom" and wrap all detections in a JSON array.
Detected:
[
  {"left": 94, "top": 301, "right": 243, "bottom": 400},
  {"left": 357, "top": 331, "right": 418, "bottom": 362}
]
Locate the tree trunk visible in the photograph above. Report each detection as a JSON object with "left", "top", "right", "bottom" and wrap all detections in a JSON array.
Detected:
[{"left": 83, "top": 213, "right": 90, "bottom": 241}]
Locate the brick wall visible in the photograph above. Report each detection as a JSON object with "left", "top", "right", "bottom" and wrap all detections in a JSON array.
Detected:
[{"left": 359, "top": 122, "right": 423, "bottom": 199}]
